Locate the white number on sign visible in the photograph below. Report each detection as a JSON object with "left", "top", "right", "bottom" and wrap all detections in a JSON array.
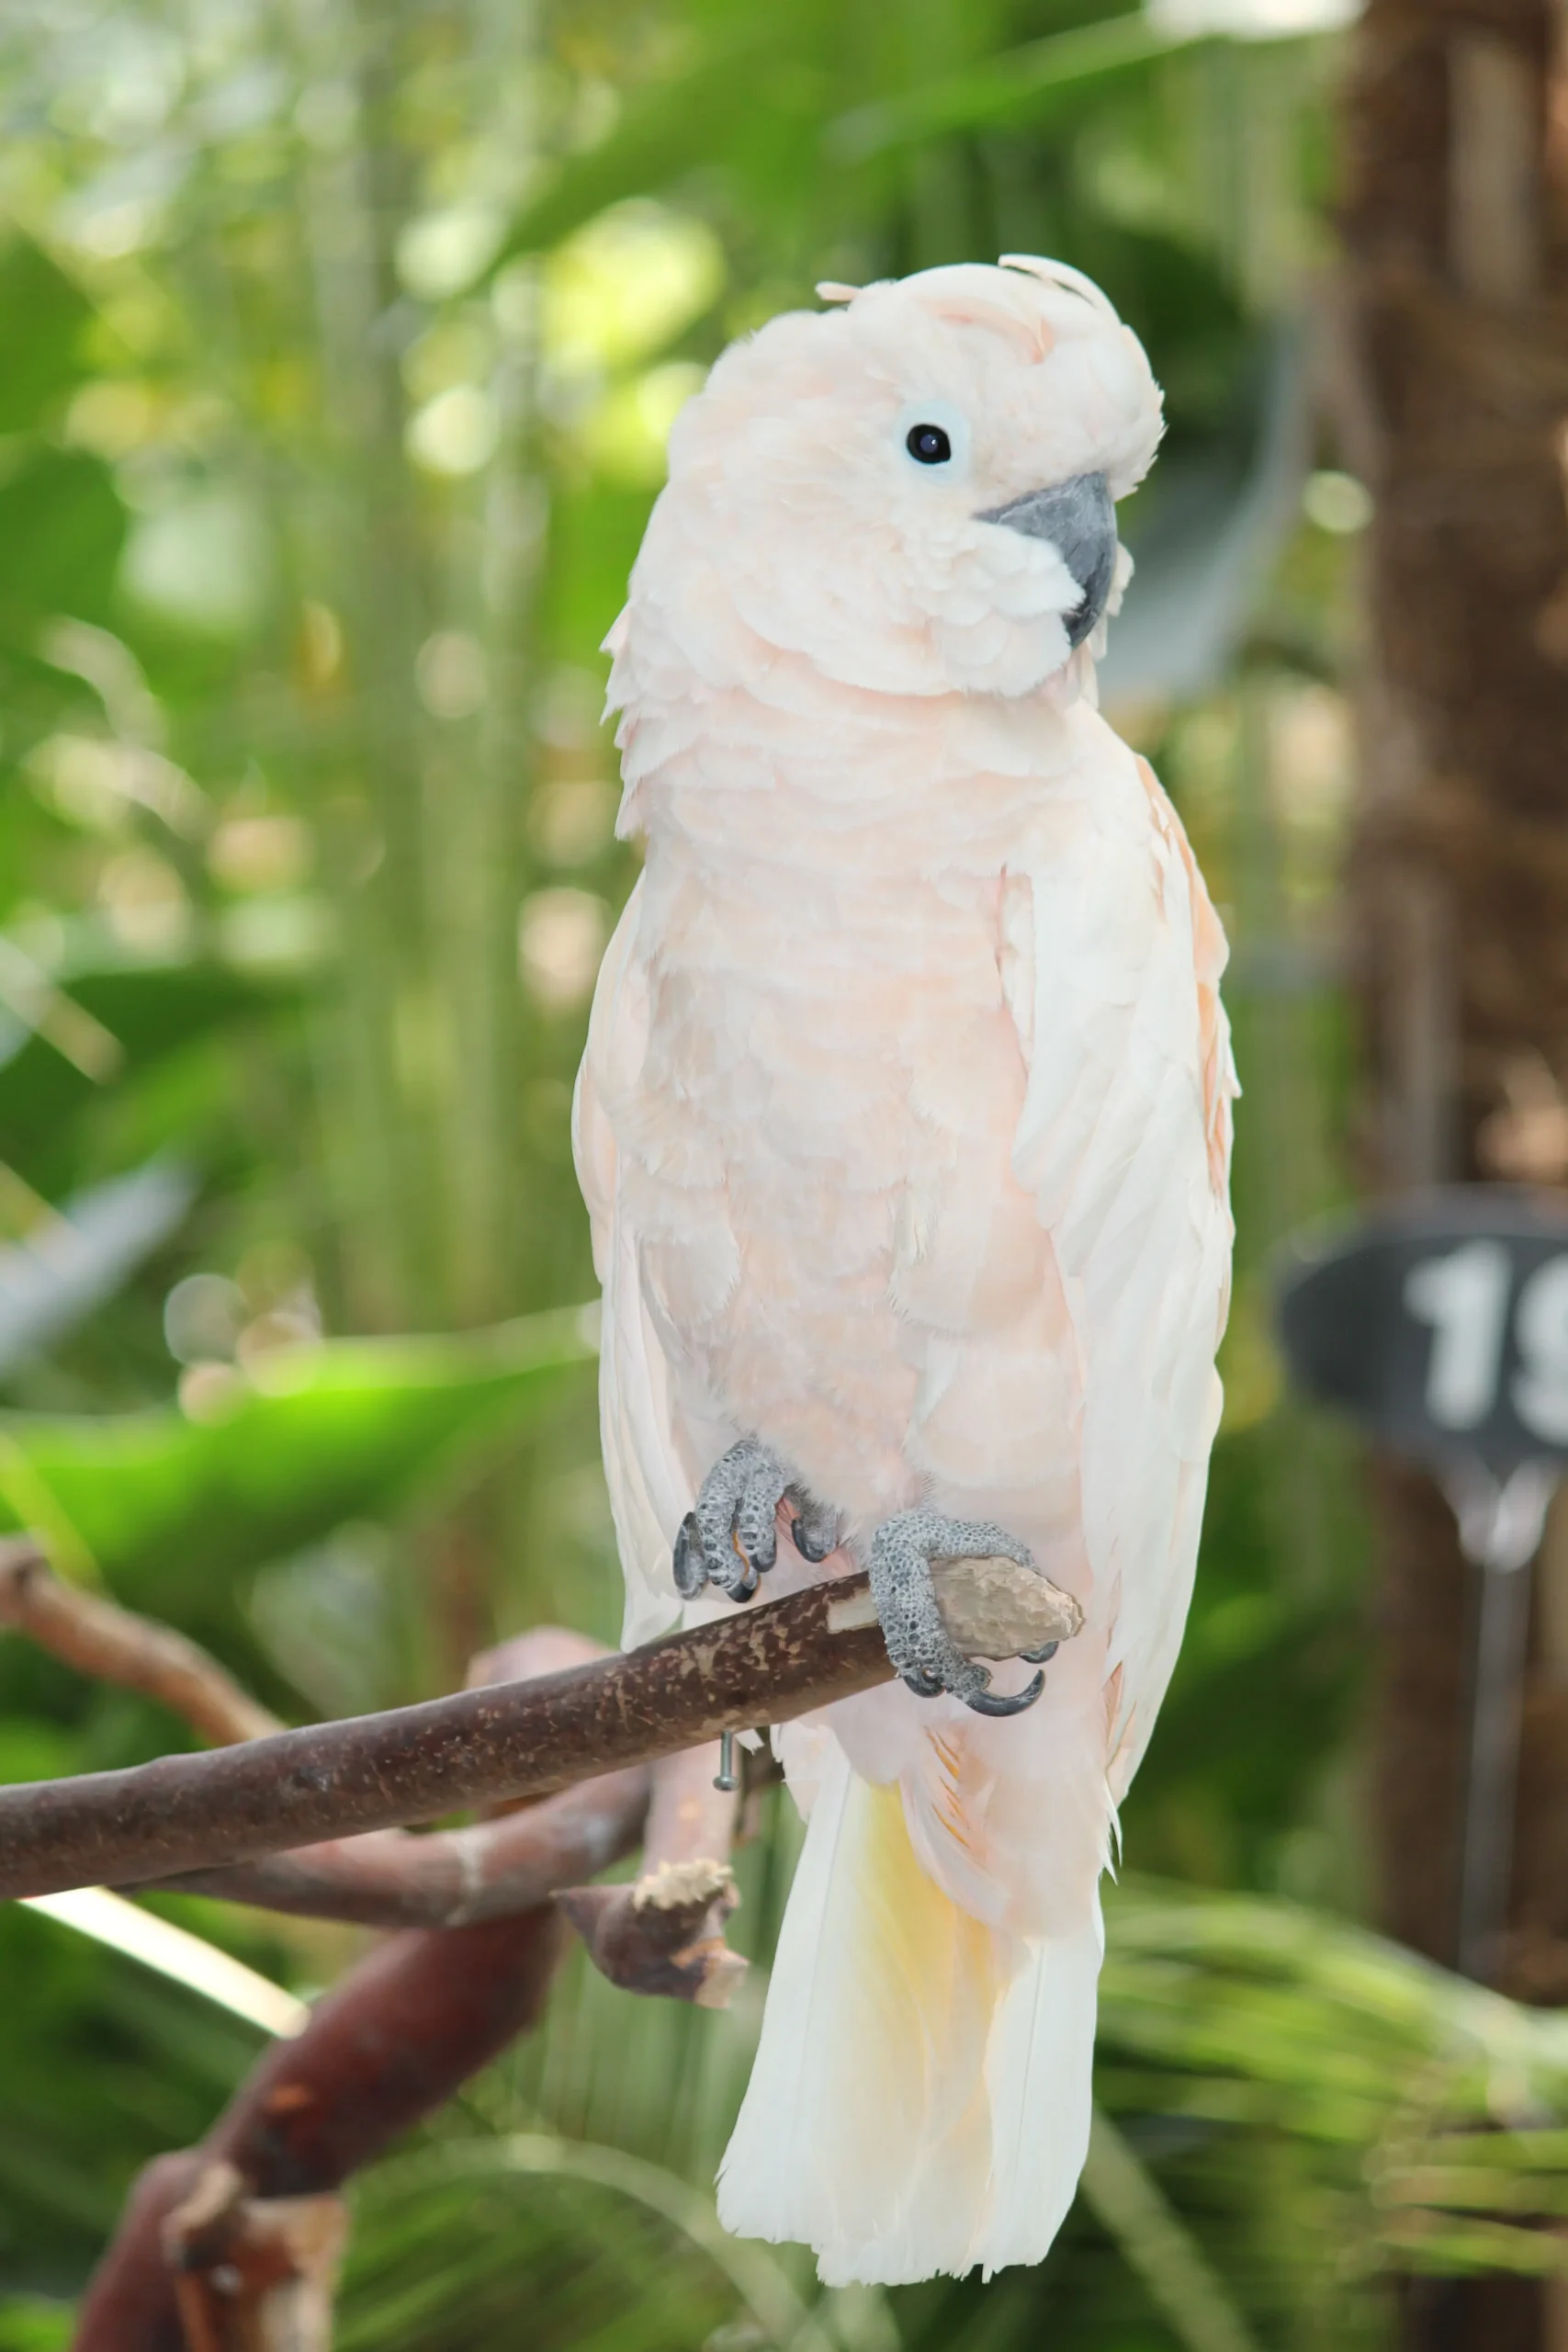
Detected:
[
  {"left": 1404, "top": 1244, "right": 1568, "bottom": 1441},
  {"left": 1404, "top": 1241, "right": 1511, "bottom": 1429},
  {"left": 1513, "top": 1257, "right": 1568, "bottom": 1443}
]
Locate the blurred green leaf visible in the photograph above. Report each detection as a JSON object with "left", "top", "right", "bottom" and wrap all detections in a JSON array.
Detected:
[
  {"left": 0, "top": 450, "right": 125, "bottom": 639},
  {"left": 0, "top": 2296, "right": 72, "bottom": 2351},
  {"left": 825, "top": 16, "right": 1211, "bottom": 162},
  {"left": 1079, "top": 2111, "right": 1261, "bottom": 2352},
  {"left": 0, "top": 1160, "right": 195, "bottom": 1377},
  {"left": 488, "top": 28, "right": 786, "bottom": 266},
  {"left": 0, "top": 961, "right": 296, "bottom": 1190},
  {"left": 0, "top": 1900, "right": 276, "bottom": 2291},
  {"left": 341, "top": 2133, "right": 825, "bottom": 2352},
  {"left": 0, "top": 647, "right": 101, "bottom": 768},
  {"left": 1098, "top": 1880, "right": 1568, "bottom": 2293},
  {"left": 0, "top": 1308, "right": 595, "bottom": 1594},
  {"left": 0, "top": 236, "right": 96, "bottom": 438}
]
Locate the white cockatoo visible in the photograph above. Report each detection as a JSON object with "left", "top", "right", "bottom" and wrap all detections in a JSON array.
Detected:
[{"left": 573, "top": 255, "right": 1235, "bottom": 2287}]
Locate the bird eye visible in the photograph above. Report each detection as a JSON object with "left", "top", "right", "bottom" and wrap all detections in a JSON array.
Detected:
[{"left": 905, "top": 423, "right": 953, "bottom": 466}]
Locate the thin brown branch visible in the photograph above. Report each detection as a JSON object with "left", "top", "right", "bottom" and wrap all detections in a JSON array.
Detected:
[
  {"left": 0, "top": 1557, "right": 1079, "bottom": 1901},
  {"left": 641, "top": 1734, "right": 743, "bottom": 1875},
  {"left": 0, "top": 1534, "right": 282, "bottom": 1746},
  {"left": 151, "top": 1766, "right": 652, "bottom": 1928}
]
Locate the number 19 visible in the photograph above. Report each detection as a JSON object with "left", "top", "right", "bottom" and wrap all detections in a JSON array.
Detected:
[{"left": 1404, "top": 1241, "right": 1568, "bottom": 1444}]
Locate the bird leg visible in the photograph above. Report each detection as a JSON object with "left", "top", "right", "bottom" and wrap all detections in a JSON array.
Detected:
[
  {"left": 673, "top": 1436, "right": 840, "bottom": 1602},
  {"left": 868, "top": 1511, "right": 1047, "bottom": 1717}
]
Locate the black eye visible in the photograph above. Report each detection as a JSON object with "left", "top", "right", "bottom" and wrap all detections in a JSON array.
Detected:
[{"left": 906, "top": 422, "right": 953, "bottom": 466}]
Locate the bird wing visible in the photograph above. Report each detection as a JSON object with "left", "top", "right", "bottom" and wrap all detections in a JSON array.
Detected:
[
  {"left": 572, "top": 877, "right": 700, "bottom": 1647},
  {"left": 1003, "top": 739, "right": 1235, "bottom": 1799}
]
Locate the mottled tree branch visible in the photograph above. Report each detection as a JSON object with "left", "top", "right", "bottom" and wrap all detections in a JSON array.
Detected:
[{"left": 0, "top": 1556, "right": 1080, "bottom": 1902}]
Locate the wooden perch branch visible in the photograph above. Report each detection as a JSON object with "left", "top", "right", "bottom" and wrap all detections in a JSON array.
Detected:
[
  {"left": 0, "top": 1540, "right": 740, "bottom": 1988},
  {"left": 0, "top": 1560, "right": 653, "bottom": 1931},
  {"left": 0, "top": 1556, "right": 1080, "bottom": 1902}
]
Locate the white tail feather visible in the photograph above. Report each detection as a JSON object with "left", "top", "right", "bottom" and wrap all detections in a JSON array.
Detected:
[
  {"left": 717, "top": 1744, "right": 1101, "bottom": 2285},
  {"left": 975, "top": 1900, "right": 1101, "bottom": 2275}
]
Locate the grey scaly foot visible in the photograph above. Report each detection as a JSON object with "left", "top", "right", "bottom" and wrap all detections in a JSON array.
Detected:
[
  {"left": 869, "top": 1510, "right": 1046, "bottom": 1718},
  {"left": 672, "top": 1437, "right": 840, "bottom": 1603}
]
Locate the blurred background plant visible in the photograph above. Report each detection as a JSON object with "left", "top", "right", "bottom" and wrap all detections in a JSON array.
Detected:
[{"left": 0, "top": 0, "right": 1560, "bottom": 2345}]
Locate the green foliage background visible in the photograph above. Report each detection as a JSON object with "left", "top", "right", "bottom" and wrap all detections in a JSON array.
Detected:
[{"left": 0, "top": 2, "right": 1551, "bottom": 2346}]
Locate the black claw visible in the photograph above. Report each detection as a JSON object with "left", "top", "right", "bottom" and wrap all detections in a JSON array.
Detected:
[
  {"left": 965, "top": 1671, "right": 1046, "bottom": 1718},
  {"left": 719, "top": 1539, "right": 760, "bottom": 1602},
  {"left": 791, "top": 1511, "right": 838, "bottom": 1565},
  {"left": 1020, "top": 1640, "right": 1059, "bottom": 1665},
  {"left": 902, "top": 1668, "right": 946, "bottom": 1699},
  {"left": 672, "top": 1513, "right": 707, "bottom": 1598}
]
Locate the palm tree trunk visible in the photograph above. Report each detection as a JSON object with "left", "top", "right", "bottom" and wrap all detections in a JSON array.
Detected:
[{"left": 1340, "top": 0, "right": 1568, "bottom": 2338}]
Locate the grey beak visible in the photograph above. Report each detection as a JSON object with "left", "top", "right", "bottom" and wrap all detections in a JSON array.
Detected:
[{"left": 976, "top": 470, "right": 1117, "bottom": 650}]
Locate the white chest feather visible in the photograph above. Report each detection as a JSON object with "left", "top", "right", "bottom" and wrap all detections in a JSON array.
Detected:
[{"left": 599, "top": 678, "right": 1123, "bottom": 1532}]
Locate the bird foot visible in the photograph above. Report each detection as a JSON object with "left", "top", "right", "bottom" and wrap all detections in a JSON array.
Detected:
[
  {"left": 673, "top": 1436, "right": 840, "bottom": 1602},
  {"left": 869, "top": 1510, "right": 1047, "bottom": 1717}
]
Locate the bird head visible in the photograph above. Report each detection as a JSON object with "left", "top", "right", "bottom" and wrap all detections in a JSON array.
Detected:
[{"left": 654, "top": 256, "right": 1163, "bottom": 701}]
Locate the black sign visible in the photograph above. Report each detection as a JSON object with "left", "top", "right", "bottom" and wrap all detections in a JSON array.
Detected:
[{"left": 1277, "top": 1189, "right": 1568, "bottom": 1475}]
